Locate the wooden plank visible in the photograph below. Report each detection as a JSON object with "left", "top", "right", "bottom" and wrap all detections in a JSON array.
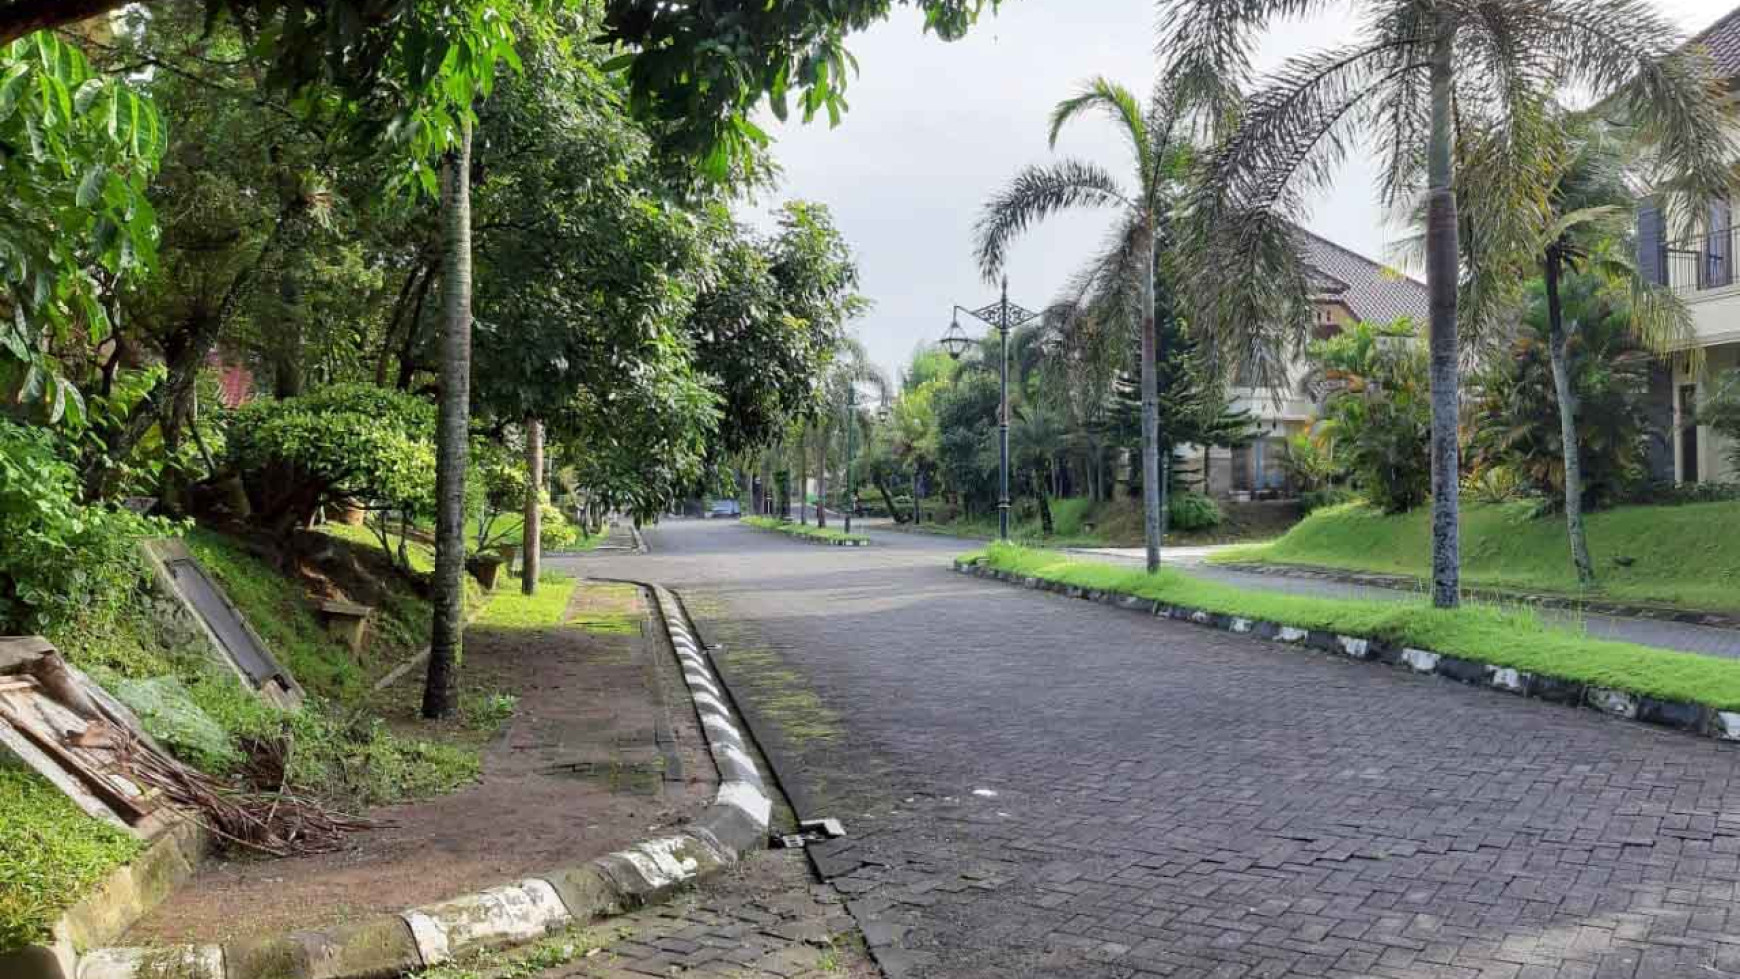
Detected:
[
  {"left": 0, "top": 636, "right": 53, "bottom": 675},
  {"left": 0, "top": 720, "right": 132, "bottom": 830},
  {"left": 0, "top": 696, "right": 153, "bottom": 821}
]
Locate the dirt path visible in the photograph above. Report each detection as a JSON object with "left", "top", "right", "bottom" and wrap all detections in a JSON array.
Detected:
[{"left": 127, "top": 582, "right": 716, "bottom": 944}]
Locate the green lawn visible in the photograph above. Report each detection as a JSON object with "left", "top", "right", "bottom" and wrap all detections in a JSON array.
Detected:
[
  {"left": 1219, "top": 500, "right": 1740, "bottom": 614},
  {"left": 473, "top": 572, "right": 578, "bottom": 630},
  {"left": 0, "top": 767, "right": 143, "bottom": 950},
  {"left": 743, "top": 515, "right": 870, "bottom": 544},
  {"left": 971, "top": 542, "right": 1740, "bottom": 711}
]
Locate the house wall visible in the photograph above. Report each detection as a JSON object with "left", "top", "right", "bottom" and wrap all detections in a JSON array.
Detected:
[
  {"left": 1190, "top": 301, "right": 1358, "bottom": 498},
  {"left": 1673, "top": 342, "right": 1740, "bottom": 484}
]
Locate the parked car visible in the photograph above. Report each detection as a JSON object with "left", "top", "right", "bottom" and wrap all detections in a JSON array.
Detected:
[{"left": 707, "top": 499, "right": 741, "bottom": 519}]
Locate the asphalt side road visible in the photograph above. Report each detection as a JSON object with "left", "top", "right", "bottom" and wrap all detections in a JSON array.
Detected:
[{"left": 555, "top": 519, "right": 1740, "bottom": 979}]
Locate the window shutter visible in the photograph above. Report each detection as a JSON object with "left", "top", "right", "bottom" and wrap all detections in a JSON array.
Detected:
[
  {"left": 1637, "top": 200, "right": 1666, "bottom": 286},
  {"left": 1710, "top": 197, "right": 1731, "bottom": 288}
]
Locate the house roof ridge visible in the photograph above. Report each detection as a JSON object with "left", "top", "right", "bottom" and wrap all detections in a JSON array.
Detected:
[{"left": 1290, "top": 223, "right": 1424, "bottom": 290}]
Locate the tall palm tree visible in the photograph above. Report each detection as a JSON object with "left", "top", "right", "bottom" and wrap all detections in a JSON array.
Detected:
[
  {"left": 1457, "top": 114, "right": 1720, "bottom": 586},
  {"left": 975, "top": 78, "right": 1193, "bottom": 572},
  {"left": 424, "top": 122, "right": 474, "bottom": 720},
  {"left": 812, "top": 338, "right": 887, "bottom": 527},
  {"left": 1158, "top": 0, "right": 1730, "bottom": 607}
]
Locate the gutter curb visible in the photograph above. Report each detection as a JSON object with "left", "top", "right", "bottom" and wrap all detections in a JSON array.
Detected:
[
  {"left": 65, "top": 586, "right": 771, "bottom": 979},
  {"left": 740, "top": 523, "right": 871, "bottom": 548},
  {"left": 955, "top": 558, "right": 1740, "bottom": 747}
]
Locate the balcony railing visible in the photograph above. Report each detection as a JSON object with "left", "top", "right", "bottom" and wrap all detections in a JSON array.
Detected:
[{"left": 1658, "top": 226, "right": 1738, "bottom": 293}]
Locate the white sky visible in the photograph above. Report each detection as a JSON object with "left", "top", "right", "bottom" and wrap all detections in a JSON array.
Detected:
[{"left": 744, "top": 0, "right": 1734, "bottom": 384}]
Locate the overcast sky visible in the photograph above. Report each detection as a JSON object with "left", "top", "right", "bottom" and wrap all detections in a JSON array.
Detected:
[{"left": 744, "top": 0, "right": 1735, "bottom": 386}]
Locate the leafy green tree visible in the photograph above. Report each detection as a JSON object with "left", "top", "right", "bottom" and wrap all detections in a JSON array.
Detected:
[
  {"left": 0, "top": 33, "right": 164, "bottom": 425},
  {"left": 687, "top": 202, "right": 865, "bottom": 460},
  {"left": 975, "top": 77, "right": 1195, "bottom": 571},
  {"left": 935, "top": 369, "right": 1001, "bottom": 515},
  {"left": 226, "top": 383, "right": 438, "bottom": 538},
  {"left": 1159, "top": 0, "right": 1732, "bottom": 606}
]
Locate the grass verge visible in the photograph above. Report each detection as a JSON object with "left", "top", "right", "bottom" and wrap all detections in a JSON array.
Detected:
[
  {"left": 1218, "top": 500, "right": 1740, "bottom": 614},
  {"left": 971, "top": 542, "right": 1740, "bottom": 711},
  {"left": 0, "top": 767, "right": 144, "bottom": 951},
  {"left": 473, "top": 572, "right": 578, "bottom": 631},
  {"left": 743, "top": 516, "right": 869, "bottom": 545}
]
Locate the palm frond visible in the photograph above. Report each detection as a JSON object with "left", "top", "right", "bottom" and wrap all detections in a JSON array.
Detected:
[
  {"left": 973, "top": 159, "right": 1132, "bottom": 280},
  {"left": 1051, "top": 77, "right": 1152, "bottom": 184},
  {"left": 1521, "top": 0, "right": 1735, "bottom": 226},
  {"left": 1210, "top": 38, "right": 1426, "bottom": 219},
  {"left": 1155, "top": 0, "right": 1338, "bottom": 136}
]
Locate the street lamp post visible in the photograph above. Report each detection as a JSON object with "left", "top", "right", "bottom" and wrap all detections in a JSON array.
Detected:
[
  {"left": 845, "top": 385, "right": 856, "bottom": 535},
  {"left": 940, "top": 276, "right": 1042, "bottom": 542}
]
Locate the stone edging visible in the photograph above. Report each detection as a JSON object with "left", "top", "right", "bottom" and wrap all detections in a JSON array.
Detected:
[
  {"left": 955, "top": 559, "right": 1740, "bottom": 747},
  {"left": 1214, "top": 561, "right": 1740, "bottom": 632},
  {"left": 69, "top": 585, "right": 772, "bottom": 979},
  {"left": 740, "top": 522, "right": 870, "bottom": 547}
]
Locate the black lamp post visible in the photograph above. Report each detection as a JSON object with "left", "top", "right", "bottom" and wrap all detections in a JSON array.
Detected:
[{"left": 942, "top": 276, "right": 1041, "bottom": 541}]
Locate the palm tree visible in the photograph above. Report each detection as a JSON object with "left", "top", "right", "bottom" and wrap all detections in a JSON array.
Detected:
[
  {"left": 1010, "top": 400, "right": 1067, "bottom": 535},
  {"left": 424, "top": 122, "right": 473, "bottom": 720},
  {"left": 975, "top": 78, "right": 1194, "bottom": 573},
  {"left": 812, "top": 338, "right": 887, "bottom": 527},
  {"left": 1158, "top": 0, "right": 1730, "bottom": 607},
  {"left": 1457, "top": 114, "right": 1718, "bottom": 586}
]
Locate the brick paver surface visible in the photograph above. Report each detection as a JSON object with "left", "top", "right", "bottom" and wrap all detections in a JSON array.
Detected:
[
  {"left": 556, "top": 521, "right": 1740, "bottom": 979},
  {"left": 546, "top": 849, "right": 876, "bottom": 979}
]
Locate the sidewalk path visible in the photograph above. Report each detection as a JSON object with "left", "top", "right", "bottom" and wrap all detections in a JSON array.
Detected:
[{"left": 554, "top": 521, "right": 1740, "bottom": 979}]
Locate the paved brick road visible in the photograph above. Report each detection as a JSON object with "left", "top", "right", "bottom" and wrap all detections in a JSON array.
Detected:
[{"left": 556, "top": 521, "right": 1740, "bottom": 979}]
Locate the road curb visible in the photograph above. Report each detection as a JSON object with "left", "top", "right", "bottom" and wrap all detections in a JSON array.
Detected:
[
  {"left": 64, "top": 585, "right": 771, "bottom": 979},
  {"left": 955, "top": 559, "right": 1740, "bottom": 747},
  {"left": 1213, "top": 561, "right": 1740, "bottom": 632},
  {"left": 739, "top": 522, "right": 871, "bottom": 547}
]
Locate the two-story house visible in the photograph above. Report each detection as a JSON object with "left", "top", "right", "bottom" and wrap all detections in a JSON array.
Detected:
[
  {"left": 1636, "top": 4, "right": 1740, "bottom": 486},
  {"left": 1191, "top": 229, "right": 1429, "bottom": 498}
]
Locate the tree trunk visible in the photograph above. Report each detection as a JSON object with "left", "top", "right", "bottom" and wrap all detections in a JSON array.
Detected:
[
  {"left": 423, "top": 124, "right": 474, "bottom": 721},
  {"left": 1140, "top": 219, "right": 1163, "bottom": 572},
  {"left": 1034, "top": 469, "right": 1054, "bottom": 536},
  {"left": 397, "top": 268, "right": 435, "bottom": 391},
  {"left": 1543, "top": 252, "right": 1595, "bottom": 587},
  {"left": 522, "top": 418, "right": 544, "bottom": 596},
  {"left": 798, "top": 426, "right": 809, "bottom": 524},
  {"left": 875, "top": 474, "right": 905, "bottom": 524},
  {"left": 1425, "top": 18, "right": 1463, "bottom": 609},
  {"left": 816, "top": 425, "right": 829, "bottom": 528}
]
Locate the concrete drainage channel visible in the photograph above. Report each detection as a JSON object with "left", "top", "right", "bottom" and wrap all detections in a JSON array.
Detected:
[
  {"left": 72, "top": 585, "right": 774, "bottom": 979},
  {"left": 957, "top": 559, "right": 1740, "bottom": 747}
]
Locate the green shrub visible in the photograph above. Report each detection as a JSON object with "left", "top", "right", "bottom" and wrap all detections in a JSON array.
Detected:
[
  {"left": 0, "top": 419, "right": 170, "bottom": 635},
  {"left": 1299, "top": 487, "right": 1358, "bottom": 514},
  {"left": 227, "top": 383, "right": 437, "bottom": 533},
  {"left": 1470, "top": 277, "right": 1657, "bottom": 509},
  {"left": 1167, "top": 490, "right": 1223, "bottom": 531},
  {"left": 1310, "top": 320, "right": 1432, "bottom": 513}
]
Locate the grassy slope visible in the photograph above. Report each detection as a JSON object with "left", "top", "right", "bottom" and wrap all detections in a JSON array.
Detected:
[
  {"left": 973, "top": 542, "right": 1740, "bottom": 710},
  {"left": 0, "top": 526, "right": 496, "bottom": 952},
  {"left": 1221, "top": 501, "right": 1740, "bottom": 613},
  {"left": 0, "top": 768, "right": 143, "bottom": 949}
]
